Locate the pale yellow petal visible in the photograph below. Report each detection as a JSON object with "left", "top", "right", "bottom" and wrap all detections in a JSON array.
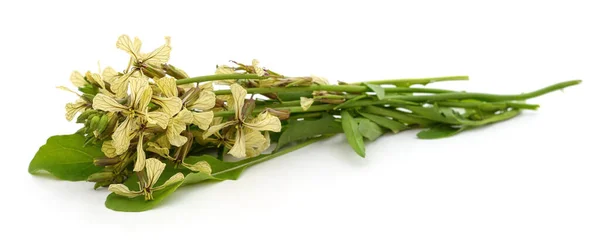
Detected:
[
  {"left": 92, "top": 94, "right": 127, "bottom": 113},
  {"left": 189, "top": 90, "right": 216, "bottom": 111},
  {"left": 142, "top": 36, "right": 171, "bottom": 67},
  {"left": 57, "top": 86, "right": 80, "bottom": 96},
  {"left": 101, "top": 141, "right": 118, "bottom": 158},
  {"left": 311, "top": 75, "right": 329, "bottom": 85},
  {"left": 112, "top": 117, "right": 134, "bottom": 155},
  {"left": 300, "top": 97, "right": 314, "bottom": 111},
  {"left": 155, "top": 77, "right": 178, "bottom": 97},
  {"left": 146, "top": 111, "right": 170, "bottom": 129},
  {"left": 230, "top": 84, "right": 247, "bottom": 119},
  {"left": 244, "top": 129, "right": 268, "bottom": 157},
  {"left": 133, "top": 133, "right": 146, "bottom": 172},
  {"left": 130, "top": 78, "right": 151, "bottom": 111},
  {"left": 166, "top": 109, "right": 193, "bottom": 147},
  {"left": 153, "top": 173, "right": 184, "bottom": 191},
  {"left": 202, "top": 120, "right": 237, "bottom": 139},
  {"left": 102, "top": 66, "right": 119, "bottom": 84},
  {"left": 198, "top": 82, "right": 214, "bottom": 91},
  {"left": 146, "top": 142, "right": 172, "bottom": 159},
  {"left": 110, "top": 73, "right": 131, "bottom": 99},
  {"left": 252, "top": 59, "right": 265, "bottom": 76},
  {"left": 65, "top": 99, "right": 87, "bottom": 121},
  {"left": 228, "top": 127, "right": 246, "bottom": 158},
  {"left": 116, "top": 35, "right": 142, "bottom": 60},
  {"left": 108, "top": 184, "right": 142, "bottom": 198},
  {"left": 144, "top": 158, "right": 166, "bottom": 188},
  {"left": 70, "top": 71, "right": 87, "bottom": 87},
  {"left": 192, "top": 111, "right": 213, "bottom": 130},
  {"left": 215, "top": 66, "right": 236, "bottom": 85},
  {"left": 244, "top": 112, "right": 282, "bottom": 132},
  {"left": 152, "top": 96, "right": 182, "bottom": 117},
  {"left": 183, "top": 161, "right": 212, "bottom": 174}
]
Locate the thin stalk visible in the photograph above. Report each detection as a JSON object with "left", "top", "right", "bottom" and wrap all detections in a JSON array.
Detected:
[
  {"left": 350, "top": 75, "right": 469, "bottom": 85},
  {"left": 176, "top": 74, "right": 265, "bottom": 85},
  {"left": 384, "top": 80, "right": 580, "bottom": 102}
]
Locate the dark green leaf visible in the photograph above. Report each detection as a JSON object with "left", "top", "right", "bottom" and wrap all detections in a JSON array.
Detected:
[
  {"left": 105, "top": 136, "right": 330, "bottom": 212},
  {"left": 29, "top": 134, "right": 104, "bottom": 181},
  {"left": 417, "top": 125, "right": 467, "bottom": 139},
  {"left": 364, "top": 83, "right": 385, "bottom": 100},
  {"left": 356, "top": 118, "right": 384, "bottom": 141},
  {"left": 357, "top": 111, "right": 408, "bottom": 133},
  {"left": 341, "top": 110, "right": 366, "bottom": 157},
  {"left": 276, "top": 113, "right": 343, "bottom": 150}
]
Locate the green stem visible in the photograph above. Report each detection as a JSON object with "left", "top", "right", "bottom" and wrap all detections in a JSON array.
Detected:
[
  {"left": 176, "top": 74, "right": 265, "bottom": 85},
  {"left": 384, "top": 80, "right": 580, "bottom": 102},
  {"left": 350, "top": 76, "right": 469, "bottom": 85}
]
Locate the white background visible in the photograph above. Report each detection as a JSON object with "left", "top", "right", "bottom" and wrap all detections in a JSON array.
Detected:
[{"left": 1, "top": 0, "right": 599, "bottom": 247}]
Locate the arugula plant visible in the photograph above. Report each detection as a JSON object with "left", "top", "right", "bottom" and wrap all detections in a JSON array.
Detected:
[{"left": 29, "top": 35, "right": 580, "bottom": 212}]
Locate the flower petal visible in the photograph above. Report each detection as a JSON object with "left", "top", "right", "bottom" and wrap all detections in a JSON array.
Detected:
[
  {"left": 65, "top": 99, "right": 87, "bottom": 121},
  {"left": 252, "top": 59, "right": 265, "bottom": 76},
  {"left": 112, "top": 117, "right": 135, "bottom": 155},
  {"left": 141, "top": 36, "right": 171, "bottom": 67},
  {"left": 244, "top": 112, "right": 282, "bottom": 132},
  {"left": 108, "top": 184, "right": 142, "bottom": 198},
  {"left": 144, "top": 158, "right": 166, "bottom": 188},
  {"left": 102, "top": 66, "right": 119, "bottom": 84},
  {"left": 116, "top": 35, "right": 142, "bottom": 60},
  {"left": 300, "top": 97, "right": 314, "bottom": 111},
  {"left": 192, "top": 111, "right": 214, "bottom": 130},
  {"left": 101, "top": 140, "right": 118, "bottom": 158},
  {"left": 153, "top": 173, "right": 184, "bottom": 191},
  {"left": 228, "top": 127, "right": 246, "bottom": 158},
  {"left": 70, "top": 71, "right": 87, "bottom": 87},
  {"left": 230, "top": 84, "right": 247, "bottom": 119},
  {"left": 146, "top": 142, "right": 172, "bottom": 159},
  {"left": 201, "top": 120, "right": 236, "bottom": 139},
  {"left": 92, "top": 94, "right": 127, "bottom": 113},
  {"left": 155, "top": 77, "right": 178, "bottom": 97},
  {"left": 147, "top": 111, "right": 170, "bottom": 129},
  {"left": 133, "top": 133, "right": 146, "bottom": 172},
  {"left": 152, "top": 96, "right": 182, "bottom": 117},
  {"left": 130, "top": 78, "right": 152, "bottom": 111},
  {"left": 311, "top": 75, "right": 329, "bottom": 85},
  {"left": 183, "top": 161, "right": 212, "bottom": 174},
  {"left": 189, "top": 90, "right": 216, "bottom": 111}
]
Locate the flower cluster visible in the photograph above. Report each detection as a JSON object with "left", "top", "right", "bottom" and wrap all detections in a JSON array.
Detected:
[{"left": 61, "top": 35, "right": 282, "bottom": 199}]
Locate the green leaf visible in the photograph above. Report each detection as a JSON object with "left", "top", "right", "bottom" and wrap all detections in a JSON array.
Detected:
[
  {"left": 29, "top": 134, "right": 104, "bottom": 181},
  {"left": 105, "top": 136, "right": 330, "bottom": 212},
  {"left": 357, "top": 111, "right": 408, "bottom": 133},
  {"left": 341, "top": 110, "right": 366, "bottom": 157},
  {"left": 364, "top": 83, "right": 385, "bottom": 100},
  {"left": 417, "top": 125, "right": 467, "bottom": 139},
  {"left": 356, "top": 118, "right": 384, "bottom": 141},
  {"left": 276, "top": 113, "right": 343, "bottom": 150}
]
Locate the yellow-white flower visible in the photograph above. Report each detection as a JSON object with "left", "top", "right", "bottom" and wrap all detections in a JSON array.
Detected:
[
  {"left": 252, "top": 59, "right": 265, "bottom": 76},
  {"left": 214, "top": 65, "right": 237, "bottom": 85},
  {"left": 300, "top": 97, "right": 314, "bottom": 111},
  {"left": 92, "top": 78, "right": 170, "bottom": 155},
  {"left": 166, "top": 108, "right": 194, "bottom": 147},
  {"left": 108, "top": 158, "right": 184, "bottom": 201},
  {"left": 311, "top": 75, "right": 329, "bottom": 85},
  {"left": 202, "top": 84, "right": 281, "bottom": 158},
  {"left": 113, "top": 35, "right": 172, "bottom": 98}
]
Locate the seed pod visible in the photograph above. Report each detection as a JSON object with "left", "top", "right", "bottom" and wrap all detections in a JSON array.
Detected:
[
  {"left": 141, "top": 65, "right": 166, "bottom": 78},
  {"left": 96, "top": 114, "right": 109, "bottom": 133},
  {"left": 93, "top": 157, "right": 121, "bottom": 166},
  {"left": 89, "top": 115, "right": 100, "bottom": 131},
  {"left": 93, "top": 181, "right": 111, "bottom": 189},
  {"left": 87, "top": 171, "right": 114, "bottom": 182},
  {"left": 163, "top": 64, "right": 189, "bottom": 79}
]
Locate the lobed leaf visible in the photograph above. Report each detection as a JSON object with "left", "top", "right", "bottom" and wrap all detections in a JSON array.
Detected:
[{"left": 276, "top": 113, "right": 343, "bottom": 150}]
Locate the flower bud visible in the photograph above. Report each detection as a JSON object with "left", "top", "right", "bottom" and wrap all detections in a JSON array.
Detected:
[
  {"left": 96, "top": 114, "right": 109, "bottom": 133},
  {"left": 77, "top": 109, "right": 97, "bottom": 124},
  {"left": 265, "top": 108, "right": 291, "bottom": 120},
  {"left": 89, "top": 115, "right": 100, "bottom": 131}
]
